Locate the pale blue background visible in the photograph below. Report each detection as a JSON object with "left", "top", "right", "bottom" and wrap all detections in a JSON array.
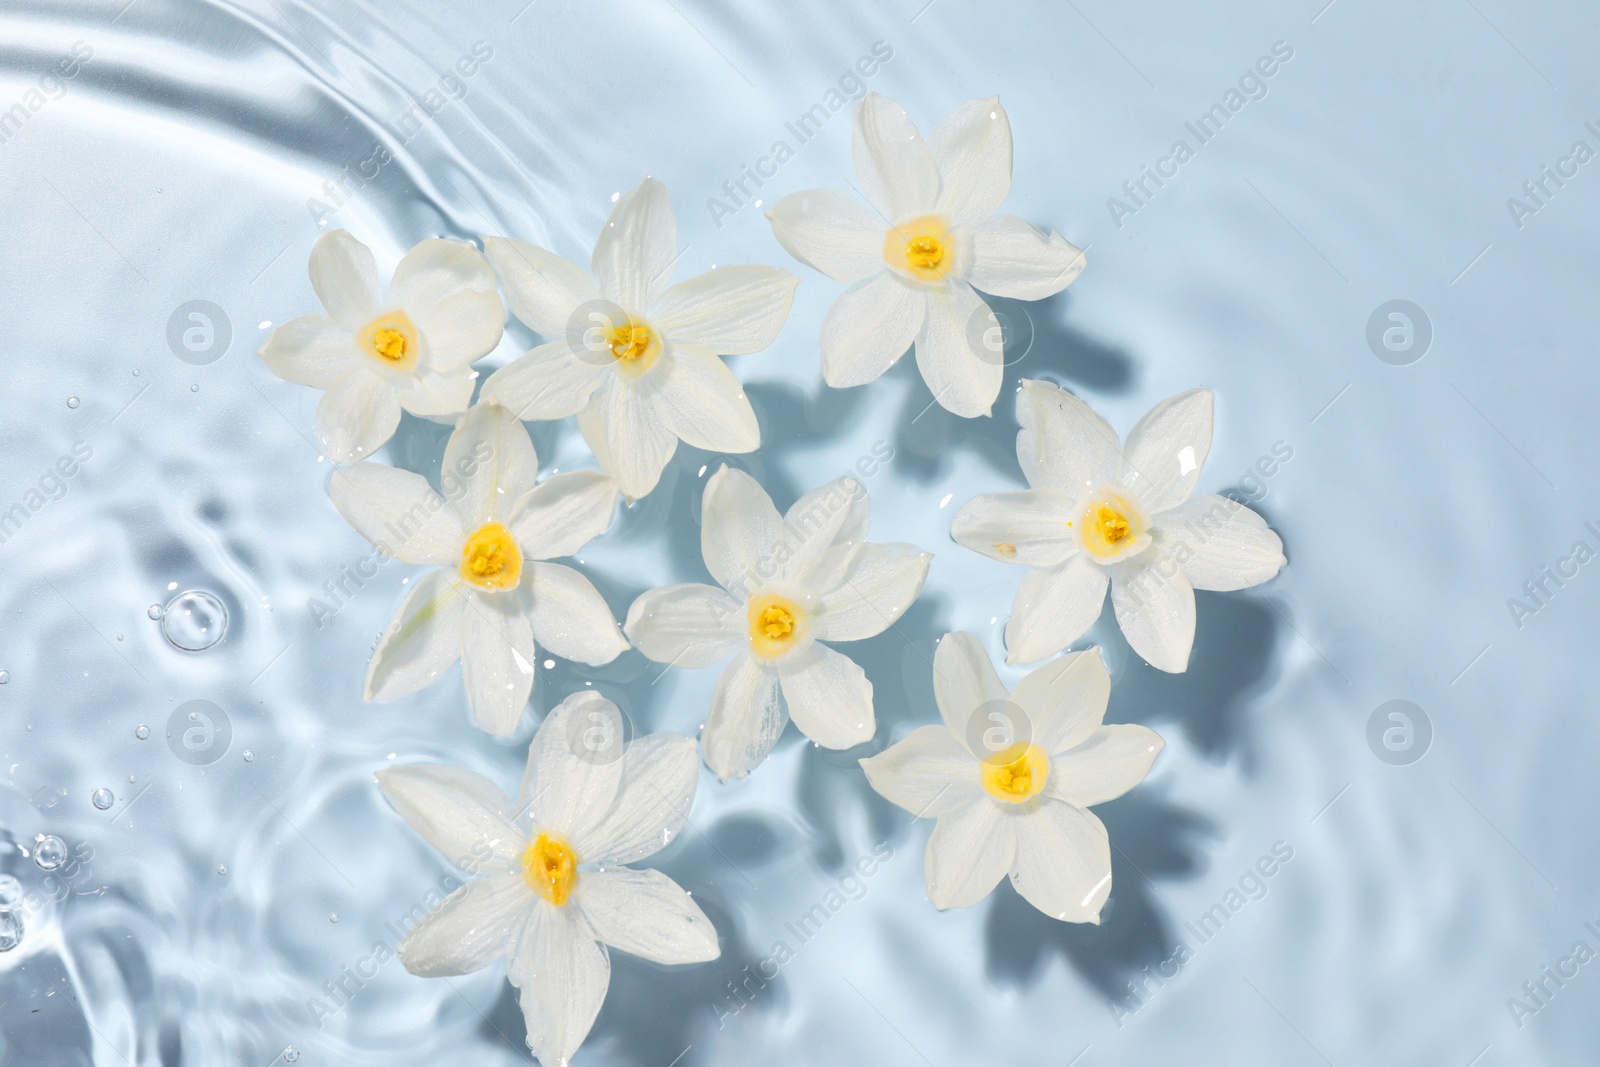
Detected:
[{"left": 0, "top": 0, "right": 1596, "bottom": 1064}]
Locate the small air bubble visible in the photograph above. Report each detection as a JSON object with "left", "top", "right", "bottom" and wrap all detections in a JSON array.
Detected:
[
  {"left": 134, "top": 724, "right": 150, "bottom": 740},
  {"left": 0, "top": 670, "right": 8, "bottom": 684},
  {"left": 33, "top": 836, "right": 66, "bottom": 871},
  {"left": 216, "top": 864, "right": 228, "bottom": 876},
  {"left": 242, "top": 750, "right": 254, "bottom": 763},
  {"left": 329, "top": 913, "right": 339, "bottom": 924},
  {"left": 91, "top": 789, "right": 113, "bottom": 810},
  {"left": 0, "top": 875, "right": 21, "bottom": 907},
  {"left": 190, "top": 384, "right": 199, "bottom": 392},
  {"left": 147, "top": 604, "right": 165, "bottom": 621},
  {"left": 66, "top": 396, "right": 79, "bottom": 409},
  {"left": 284, "top": 1048, "right": 300, "bottom": 1063}
]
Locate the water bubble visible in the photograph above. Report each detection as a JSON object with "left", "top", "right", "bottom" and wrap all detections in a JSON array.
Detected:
[
  {"left": 33, "top": 836, "right": 66, "bottom": 871},
  {"left": 241, "top": 750, "right": 254, "bottom": 763},
  {"left": 66, "top": 396, "right": 79, "bottom": 409},
  {"left": 329, "top": 913, "right": 339, "bottom": 924},
  {"left": 0, "top": 876, "right": 20, "bottom": 907},
  {"left": 0, "top": 910, "right": 22, "bottom": 952},
  {"left": 216, "top": 864, "right": 228, "bottom": 876},
  {"left": 146, "top": 604, "right": 165, "bottom": 621},
  {"left": 91, "top": 788, "right": 113, "bottom": 810},
  {"left": 159, "top": 590, "right": 228, "bottom": 651},
  {"left": 0, "top": 670, "right": 9, "bottom": 684},
  {"left": 135, "top": 724, "right": 150, "bottom": 740},
  {"left": 190, "top": 384, "right": 199, "bottom": 392},
  {"left": 283, "top": 1048, "right": 300, "bottom": 1063},
  {"left": 131, "top": 369, "right": 140, "bottom": 377}
]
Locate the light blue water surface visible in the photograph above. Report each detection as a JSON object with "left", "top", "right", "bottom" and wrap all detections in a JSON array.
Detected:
[{"left": 0, "top": 0, "right": 1597, "bottom": 1063}]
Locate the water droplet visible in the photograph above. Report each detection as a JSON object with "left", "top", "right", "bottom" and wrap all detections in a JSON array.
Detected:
[
  {"left": 159, "top": 590, "right": 228, "bottom": 652},
  {"left": 241, "top": 750, "right": 254, "bottom": 763},
  {"left": 0, "top": 670, "right": 9, "bottom": 684},
  {"left": 116, "top": 633, "right": 124, "bottom": 641},
  {"left": 190, "top": 384, "right": 199, "bottom": 392},
  {"left": 146, "top": 604, "right": 165, "bottom": 621},
  {"left": 216, "top": 864, "right": 228, "bottom": 875},
  {"left": 283, "top": 1048, "right": 300, "bottom": 1063},
  {"left": 91, "top": 788, "right": 113, "bottom": 810},
  {"left": 66, "top": 396, "right": 79, "bottom": 409},
  {"left": 0, "top": 910, "right": 22, "bottom": 951},
  {"left": 0, "top": 876, "right": 21, "bottom": 907},
  {"left": 131, "top": 368, "right": 140, "bottom": 377},
  {"left": 134, "top": 724, "right": 150, "bottom": 740},
  {"left": 328, "top": 913, "right": 339, "bottom": 924},
  {"left": 33, "top": 836, "right": 66, "bottom": 871}
]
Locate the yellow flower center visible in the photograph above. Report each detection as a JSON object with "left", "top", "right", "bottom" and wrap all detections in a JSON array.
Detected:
[
  {"left": 884, "top": 215, "right": 954, "bottom": 283},
  {"left": 1078, "top": 493, "right": 1145, "bottom": 560},
  {"left": 357, "top": 310, "right": 420, "bottom": 371},
  {"left": 605, "top": 317, "right": 661, "bottom": 377},
  {"left": 980, "top": 742, "right": 1050, "bottom": 803},
  {"left": 522, "top": 832, "right": 577, "bottom": 906},
  {"left": 460, "top": 521, "right": 523, "bottom": 591},
  {"left": 748, "top": 593, "right": 804, "bottom": 661}
]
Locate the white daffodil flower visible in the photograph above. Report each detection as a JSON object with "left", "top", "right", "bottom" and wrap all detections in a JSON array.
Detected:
[
  {"left": 378, "top": 690, "right": 719, "bottom": 1067},
  {"left": 329, "top": 402, "right": 628, "bottom": 734},
  {"left": 860, "top": 632, "right": 1162, "bottom": 922},
  {"left": 952, "top": 380, "right": 1286, "bottom": 672},
  {"left": 624, "top": 466, "right": 931, "bottom": 780},
  {"left": 478, "top": 177, "right": 799, "bottom": 501},
  {"left": 258, "top": 230, "right": 505, "bottom": 462},
  {"left": 766, "top": 93, "right": 1085, "bottom": 419}
]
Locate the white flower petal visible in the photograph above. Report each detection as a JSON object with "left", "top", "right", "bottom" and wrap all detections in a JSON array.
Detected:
[
  {"left": 480, "top": 339, "right": 608, "bottom": 422},
  {"left": 932, "top": 631, "right": 1009, "bottom": 749},
  {"left": 520, "top": 690, "right": 626, "bottom": 839},
  {"left": 700, "top": 466, "right": 783, "bottom": 598},
  {"left": 950, "top": 489, "right": 1078, "bottom": 567},
  {"left": 510, "top": 471, "right": 618, "bottom": 561},
  {"left": 329, "top": 463, "right": 463, "bottom": 564},
  {"left": 1011, "top": 648, "right": 1111, "bottom": 756},
  {"left": 860, "top": 724, "right": 981, "bottom": 819},
  {"left": 1015, "top": 379, "right": 1122, "bottom": 493},
  {"left": 650, "top": 344, "right": 760, "bottom": 453},
  {"left": 592, "top": 176, "right": 677, "bottom": 310},
  {"left": 397, "top": 874, "right": 531, "bottom": 977},
  {"left": 257, "top": 314, "right": 357, "bottom": 387},
  {"left": 925, "top": 799, "right": 1014, "bottom": 909},
  {"left": 623, "top": 583, "right": 743, "bottom": 669},
  {"left": 930, "top": 95, "right": 1012, "bottom": 227},
  {"left": 915, "top": 280, "right": 1001, "bottom": 418},
  {"left": 395, "top": 364, "right": 474, "bottom": 418},
  {"left": 701, "top": 651, "right": 784, "bottom": 781},
  {"left": 579, "top": 732, "right": 700, "bottom": 863},
  {"left": 966, "top": 215, "right": 1086, "bottom": 301},
  {"left": 778, "top": 642, "right": 875, "bottom": 749},
  {"left": 444, "top": 401, "right": 539, "bottom": 528},
  {"left": 852, "top": 92, "right": 939, "bottom": 223},
  {"left": 310, "top": 229, "right": 381, "bottom": 329},
  {"left": 577, "top": 867, "right": 720, "bottom": 964},
  {"left": 375, "top": 763, "right": 522, "bottom": 868},
  {"left": 1004, "top": 555, "right": 1108, "bottom": 665},
  {"left": 523, "top": 562, "right": 628, "bottom": 666},
  {"left": 820, "top": 271, "right": 924, "bottom": 388},
  {"left": 460, "top": 594, "right": 536, "bottom": 736},
  {"left": 365, "top": 570, "right": 468, "bottom": 700},
  {"left": 509, "top": 902, "right": 610, "bottom": 1067},
  {"left": 411, "top": 288, "right": 506, "bottom": 370},
  {"left": 1118, "top": 388, "right": 1214, "bottom": 514},
  {"left": 779, "top": 476, "right": 871, "bottom": 594},
  {"left": 1110, "top": 545, "right": 1196, "bottom": 673},
  {"left": 1009, "top": 801, "right": 1112, "bottom": 923},
  {"left": 1154, "top": 494, "right": 1286, "bottom": 591},
  {"left": 651, "top": 265, "right": 798, "bottom": 355},
  {"left": 813, "top": 544, "right": 931, "bottom": 643},
  {"left": 1046, "top": 725, "right": 1165, "bottom": 808},
  {"left": 315, "top": 369, "right": 401, "bottom": 463},
  {"left": 482, "top": 234, "right": 601, "bottom": 336},
  {"left": 577, "top": 377, "right": 679, "bottom": 502},
  {"left": 766, "top": 189, "right": 886, "bottom": 283}
]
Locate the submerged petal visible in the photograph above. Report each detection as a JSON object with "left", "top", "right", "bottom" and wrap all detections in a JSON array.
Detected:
[
  {"left": 329, "top": 463, "right": 463, "bottom": 565},
  {"left": 509, "top": 902, "right": 610, "bottom": 1067},
  {"left": 577, "top": 868, "right": 720, "bottom": 964},
  {"left": 701, "top": 651, "right": 784, "bottom": 781},
  {"left": 365, "top": 570, "right": 468, "bottom": 701},
  {"left": 459, "top": 594, "right": 536, "bottom": 736},
  {"left": 375, "top": 763, "right": 522, "bottom": 869},
  {"left": 397, "top": 874, "right": 531, "bottom": 977},
  {"left": 315, "top": 369, "right": 401, "bottom": 463}
]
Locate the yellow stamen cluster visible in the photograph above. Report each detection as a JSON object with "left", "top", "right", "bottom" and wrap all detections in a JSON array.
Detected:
[
  {"left": 748, "top": 593, "right": 804, "bottom": 660},
  {"left": 884, "top": 215, "right": 954, "bottom": 283},
  {"left": 371, "top": 328, "right": 408, "bottom": 362},
  {"left": 460, "top": 522, "right": 523, "bottom": 591},
  {"left": 980, "top": 743, "right": 1050, "bottom": 803},
  {"left": 1078, "top": 494, "right": 1144, "bottom": 560},
  {"left": 357, "top": 311, "right": 420, "bottom": 371},
  {"left": 522, "top": 833, "right": 577, "bottom": 906},
  {"left": 604, "top": 317, "right": 661, "bottom": 376}
]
